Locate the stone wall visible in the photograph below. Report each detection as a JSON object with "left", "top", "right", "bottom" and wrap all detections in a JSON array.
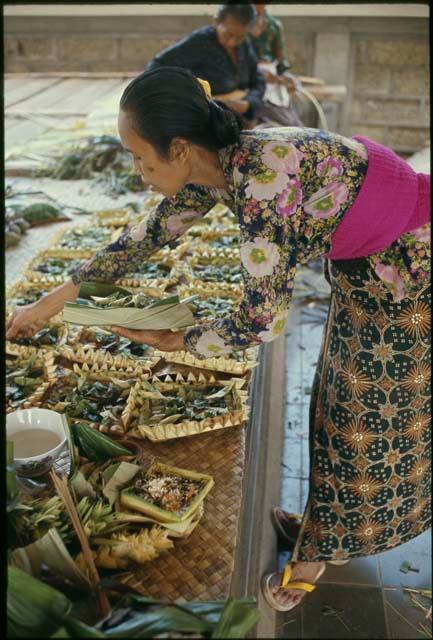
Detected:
[
  {"left": 4, "top": 13, "right": 429, "bottom": 153},
  {"left": 351, "top": 36, "right": 430, "bottom": 153}
]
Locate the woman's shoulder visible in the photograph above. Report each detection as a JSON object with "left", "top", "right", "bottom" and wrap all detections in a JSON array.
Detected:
[
  {"left": 237, "top": 127, "right": 368, "bottom": 159},
  {"left": 233, "top": 127, "right": 317, "bottom": 156},
  {"left": 239, "top": 126, "right": 329, "bottom": 144}
]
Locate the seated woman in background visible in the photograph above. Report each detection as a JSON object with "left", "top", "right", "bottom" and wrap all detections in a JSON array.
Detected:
[
  {"left": 147, "top": 2, "right": 301, "bottom": 129},
  {"left": 146, "top": 3, "right": 265, "bottom": 128}
]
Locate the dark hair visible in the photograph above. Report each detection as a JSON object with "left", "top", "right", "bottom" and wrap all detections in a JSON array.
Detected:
[
  {"left": 120, "top": 67, "right": 243, "bottom": 158},
  {"left": 216, "top": 2, "right": 256, "bottom": 25}
]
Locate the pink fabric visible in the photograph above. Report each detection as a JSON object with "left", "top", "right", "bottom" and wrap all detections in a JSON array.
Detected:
[{"left": 325, "top": 135, "right": 431, "bottom": 259}]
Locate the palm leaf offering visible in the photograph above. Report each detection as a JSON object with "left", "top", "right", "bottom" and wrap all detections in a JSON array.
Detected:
[
  {"left": 125, "top": 378, "right": 249, "bottom": 441},
  {"left": 6, "top": 281, "right": 59, "bottom": 311},
  {"left": 49, "top": 225, "right": 118, "bottom": 253},
  {"left": 70, "top": 326, "right": 154, "bottom": 360},
  {"left": 93, "top": 207, "right": 131, "bottom": 227},
  {"left": 127, "top": 261, "right": 173, "bottom": 280},
  {"left": 185, "top": 227, "right": 239, "bottom": 247},
  {"left": 26, "top": 255, "right": 85, "bottom": 281},
  {"left": 7, "top": 419, "right": 216, "bottom": 622},
  {"left": 6, "top": 321, "right": 67, "bottom": 361},
  {"left": 24, "top": 133, "right": 143, "bottom": 195},
  {"left": 35, "top": 134, "right": 129, "bottom": 180},
  {"left": 188, "top": 295, "right": 238, "bottom": 320},
  {"left": 63, "top": 283, "right": 197, "bottom": 330},
  {"left": 184, "top": 250, "right": 242, "bottom": 285},
  {"left": 35, "top": 369, "right": 132, "bottom": 433},
  {"left": 120, "top": 462, "right": 214, "bottom": 523},
  {"left": 6, "top": 355, "right": 46, "bottom": 412},
  {"left": 192, "top": 263, "right": 242, "bottom": 284},
  {"left": 10, "top": 324, "right": 65, "bottom": 349}
]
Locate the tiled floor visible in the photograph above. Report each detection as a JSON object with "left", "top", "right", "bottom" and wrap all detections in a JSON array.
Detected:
[{"left": 276, "top": 262, "right": 432, "bottom": 639}]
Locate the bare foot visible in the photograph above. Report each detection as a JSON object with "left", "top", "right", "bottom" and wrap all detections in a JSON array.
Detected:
[{"left": 270, "top": 561, "right": 326, "bottom": 609}]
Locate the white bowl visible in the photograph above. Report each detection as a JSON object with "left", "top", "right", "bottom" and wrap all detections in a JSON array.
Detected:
[{"left": 6, "top": 408, "right": 68, "bottom": 477}]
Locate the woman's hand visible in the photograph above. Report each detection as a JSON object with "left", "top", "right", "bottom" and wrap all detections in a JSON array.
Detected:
[
  {"left": 6, "top": 279, "right": 79, "bottom": 341},
  {"left": 6, "top": 302, "right": 52, "bottom": 340},
  {"left": 222, "top": 99, "right": 250, "bottom": 114},
  {"left": 213, "top": 89, "right": 247, "bottom": 101},
  {"left": 110, "top": 326, "right": 186, "bottom": 352},
  {"left": 281, "top": 72, "right": 302, "bottom": 93}
]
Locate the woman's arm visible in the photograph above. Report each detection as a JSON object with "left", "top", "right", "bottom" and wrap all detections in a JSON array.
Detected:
[
  {"left": 6, "top": 280, "right": 80, "bottom": 339},
  {"left": 6, "top": 185, "right": 220, "bottom": 340},
  {"left": 184, "top": 240, "right": 298, "bottom": 357},
  {"left": 70, "top": 185, "right": 219, "bottom": 285}
]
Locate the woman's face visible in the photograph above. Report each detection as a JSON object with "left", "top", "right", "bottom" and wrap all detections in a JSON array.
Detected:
[
  {"left": 118, "top": 109, "right": 190, "bottom": 198},
  {"left": 215, "top": 16, "right": 250, "bottom": 51}
]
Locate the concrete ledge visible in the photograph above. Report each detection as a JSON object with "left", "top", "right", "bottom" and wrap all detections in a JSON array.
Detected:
[
  {"left": 231, "top": 336, "right": 286, "bottom": 637},
  {"left": 4, "top": 4, "right": 429, "bottom": 18}
]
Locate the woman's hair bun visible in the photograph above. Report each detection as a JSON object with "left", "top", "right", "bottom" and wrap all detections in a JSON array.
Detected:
[
  {"left": 208, "top": 100, "right": 243, "bottom": 148},
  {"left": 120, "top": 67, "right": 243, "bottom": 156}
]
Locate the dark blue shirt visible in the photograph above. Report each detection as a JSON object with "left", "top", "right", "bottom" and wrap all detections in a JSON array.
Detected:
[{"left": 146, "top": 25, "right": 266, "bottom": 120}]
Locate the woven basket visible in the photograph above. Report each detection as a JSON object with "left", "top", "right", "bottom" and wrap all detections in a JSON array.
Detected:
[
  {"left": 6, "top": 321, "right": 68, "bottom": 359},
  {"left": 93, "top": 208, "right": 131, "bottom": 227},
  {"left": 155, "top": 346, "right": 257, "bottom": 376},
  {"left": 45, "top": 224, "right": 122, "bottom": 257},
  {"left": 6, "top": 354, "right": 49, "bottom": 413},
  {"left": 120, "top": 461, "right": 215, "bottom": 523},
  {"left": 57, "top": 341, "right": 160, "bottom": 375},
  {"left": 123, "top": 376, "right": 249, "bottom": 442},
  {"left": 24, "top": 251, "right": 86, "bottom": 283},
  {"left": 187, "top": 246, "right": 240, "bottom": 264},
  {"left": 6, "top": 280, "right": 60, "bottom": 313},
  {"left": 114, "top": 274, "right": 178, "bottom": 292},
  {"left": 26, "top": 354, "right": 133, "bottom": 433}
]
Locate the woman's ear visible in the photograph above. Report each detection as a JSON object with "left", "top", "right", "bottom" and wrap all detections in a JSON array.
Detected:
[{"left": 169, "top": 138, "right": 190, "bottom": 163}]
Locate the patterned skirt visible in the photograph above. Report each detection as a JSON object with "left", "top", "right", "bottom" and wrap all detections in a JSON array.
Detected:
[{"left": 291, "top": 257, "right": 431, "bottom": 562}]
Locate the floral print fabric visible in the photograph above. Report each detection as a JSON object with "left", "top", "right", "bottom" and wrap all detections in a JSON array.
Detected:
[{"left": 71, "top": 127, "right": 428, "bottom": 360}]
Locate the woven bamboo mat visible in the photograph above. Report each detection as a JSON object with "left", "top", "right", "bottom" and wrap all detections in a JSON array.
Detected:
[
  {"left": 6, "top": 158, "right": 248, "bottom": 603},
  {"left": 121, "top": 426, "right": 246, "bottom": 602}
]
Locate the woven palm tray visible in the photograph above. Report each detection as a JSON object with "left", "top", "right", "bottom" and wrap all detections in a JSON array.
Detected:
[{"left": 118, "top": 425, "right": 245, "bottom": 602}]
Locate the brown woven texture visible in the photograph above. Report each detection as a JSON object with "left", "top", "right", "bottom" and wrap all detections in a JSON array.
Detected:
[{"left": 122, "top": 426, "right": 246, "bottom": 602}]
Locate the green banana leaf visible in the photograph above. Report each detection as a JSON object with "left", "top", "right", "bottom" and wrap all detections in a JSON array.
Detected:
[
  {"left": 8, "top": 564, "right": 259, "bottom": 639},
  {"left": 9, "top": 528, "right": 91, "bottom": 590},
  {"left": 7, "top": 566, "right": 72, "bottom": 638},
  {"left": 211, "top": 598, "right": 260, "bottom": 638},
  {"left": 51, "top": 619, "right": 106, "bottom": 638},
  {"left": 79, "top": 282, "right": 133, "bottom": 300}
]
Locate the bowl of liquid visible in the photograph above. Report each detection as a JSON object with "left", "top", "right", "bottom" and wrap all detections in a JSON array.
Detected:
[{"left": 6, "top": 408, "right": 68, "bottom": 477}]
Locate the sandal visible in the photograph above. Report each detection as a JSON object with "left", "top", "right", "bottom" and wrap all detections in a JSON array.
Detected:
[
  {"left": 271, "top": 507, "right": 302, "bottom": 547},
  {"left": 261, "top": 561, "right": 326, "bottom": 612}
]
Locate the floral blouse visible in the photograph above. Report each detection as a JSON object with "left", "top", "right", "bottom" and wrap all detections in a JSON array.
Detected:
[{"left": 71, "top": 128, "right": 430, "bottom": 359}]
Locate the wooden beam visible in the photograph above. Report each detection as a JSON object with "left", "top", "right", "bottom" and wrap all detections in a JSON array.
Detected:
[
  {"left": 7, "top": 109, "right": 89, "bottom": 116},
  {"left": 5, "top": 72, "right": 140, "bottom": 79}
]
